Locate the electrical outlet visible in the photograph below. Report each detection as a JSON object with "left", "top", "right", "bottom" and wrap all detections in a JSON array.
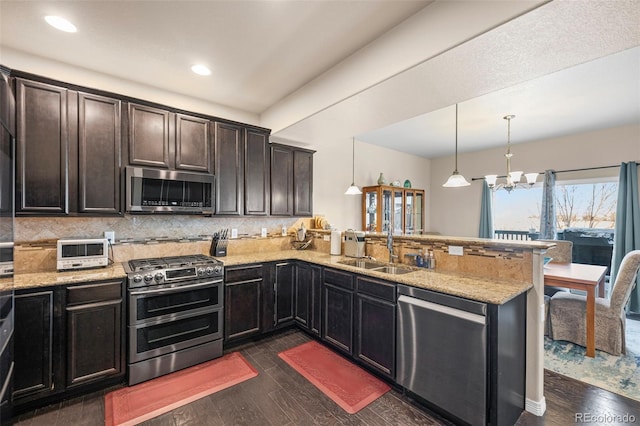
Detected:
[
  {"left": 448, "top": 245, "right": 464, "bottom": 256},
  {"left": 323, "top": 235, "right": 330, "bottom": 241},
  {"left": 261, "top": 228, "right": 267, "bottom": 238},
  {"left": 231, "top": 228, "right": 238, "bottom": 239},
  {"left": 104, "top": 231, "right": 115, "bottom": 244}
]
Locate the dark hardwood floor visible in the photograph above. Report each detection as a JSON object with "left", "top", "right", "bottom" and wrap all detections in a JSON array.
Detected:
[{"left": 12, "top": 329, "right": 640, "bottom": 425}]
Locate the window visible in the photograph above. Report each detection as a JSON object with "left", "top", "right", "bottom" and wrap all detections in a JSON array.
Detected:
[{"left": 493, "top": 179, "right": 618, "bottom": 233}]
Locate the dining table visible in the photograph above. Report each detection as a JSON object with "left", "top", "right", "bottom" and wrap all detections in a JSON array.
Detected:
[{"left": 544, "top": 262, "right": 608, "bottom": 357}]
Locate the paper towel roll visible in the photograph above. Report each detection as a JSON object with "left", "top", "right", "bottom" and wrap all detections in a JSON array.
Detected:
[{"left": 330, "top": 230, "right": 342, "bottom": 255}]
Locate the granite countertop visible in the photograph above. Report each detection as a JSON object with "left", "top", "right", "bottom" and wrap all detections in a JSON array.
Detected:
[
  {"left": 221, "top": 250, "right": 532, "bottom": 305},
  {"left": 13, "top": 250, "right": 532, "bottom": 305},
  {"left": 14, "top": 263, "right": 127, "bottom": 291}
]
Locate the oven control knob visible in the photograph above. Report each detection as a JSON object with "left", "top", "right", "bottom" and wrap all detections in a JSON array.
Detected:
[
  {"left": 154, "top": 272, "right": 164, "bottom": 282},
  {"left": 214, "top": 266, "right": 222, "bottom": 275},
  {"left": 197, "top": 267, "right": 206, "bottom": 276},
  {"left": 205, "top": 267, "right": 214, "bottom": 275},
  {"left": 133, "top": 275, "right": 143, "bottom": 284},
  {"left": 144, "top": 274, "right": 153, "bottom": 283}
]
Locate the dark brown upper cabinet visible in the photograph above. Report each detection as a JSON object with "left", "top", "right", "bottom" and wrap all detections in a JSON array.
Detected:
[
  {"left": 214, "top": 121, "right": 244, "bottom": 215},
  {"left": 127, "top": 104, "right": 212, "bottom": 173},
  {"left": 244, "top": 128, "right": 270, "bottom": 216},
  {"left": 127, "top": 103, "right": 172, "bottom": 169},
  {"left": 16, "top": 79, "right": 122, "bottom": 216},
  {"left": 16, "top": 78, "right": 69, "bottom": 214},
  {"left": 270, "top": 144, "right": 314, "bottom": 217},
  {"left": 176, "top": 113, "right": 211, "bottom": 172},
  {"left": 293, "top": 149, "right": 313, "bottom": 216},
  {"left": 77, "top": 92, "right": 121, "bottom": 214}
]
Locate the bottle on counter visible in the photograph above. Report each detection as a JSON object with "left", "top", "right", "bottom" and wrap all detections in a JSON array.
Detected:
[{"left": 428, "top": 250, "right": 436, "bottom": 270}]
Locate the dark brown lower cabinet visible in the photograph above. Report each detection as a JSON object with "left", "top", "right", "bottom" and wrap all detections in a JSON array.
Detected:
[
  {"left": 322, "top": 268, "right": 354, "bottom": 355},
  {"left": 274, "top": 262, "right": 295, "bottom": 327},
  {"left": 13, "top": 281, "right": 125, "bottom": 411},
  {"left": 294, "top": 262, "right": 322, "bottom": 336},
  {"left": 224, "top": 264, "right": 264, "bottom": 342},
  {"left": 13, "top": 291, "right": 57, "bottom": 402},
  {"left": 355, "top": 276, "right": 396, "bottom": 379},
  {"left": 65, "top": 281, "right": 124, "bottom": 387}
]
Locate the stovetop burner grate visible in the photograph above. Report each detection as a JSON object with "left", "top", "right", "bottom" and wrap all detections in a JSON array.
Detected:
[{"left": 127, "top": 254, "right": 222, "bottom": 273}]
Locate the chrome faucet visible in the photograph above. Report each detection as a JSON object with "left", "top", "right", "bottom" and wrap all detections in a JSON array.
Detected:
[{"left": 387, "top": 225, "right": 398, "bottom": 263}]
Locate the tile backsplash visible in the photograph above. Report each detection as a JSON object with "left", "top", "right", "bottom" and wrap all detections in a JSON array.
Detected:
[{"left": 15, "top": 215, "right": 304, "bottom": 244}]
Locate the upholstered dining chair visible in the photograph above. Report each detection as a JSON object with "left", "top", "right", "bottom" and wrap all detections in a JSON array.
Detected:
[
  {"left": 549, "top": 250, "right": 640, "bottom": 356},
  {"left": 539, "top": 240, "right": 574, "bottom": 297}
]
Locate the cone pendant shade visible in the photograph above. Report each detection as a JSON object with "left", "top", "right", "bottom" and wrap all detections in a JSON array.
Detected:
[{"left": 345, "top": 137, "right": 362, "bottom": 195}]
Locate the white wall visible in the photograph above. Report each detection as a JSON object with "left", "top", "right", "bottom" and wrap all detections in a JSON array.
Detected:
[
  {"left": 309, "top": 137, "right": 430, "bottom": 232},
  {"left": 430, "top": 124, "right": 640, "bottom": 237},
  {"left": 1, "top": 48, "right": 259, "bottom": 125}
]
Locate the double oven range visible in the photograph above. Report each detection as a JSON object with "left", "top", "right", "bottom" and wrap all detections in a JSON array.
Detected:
[{"left": 124, "top": 254, "right": 224, "bottom": 385}]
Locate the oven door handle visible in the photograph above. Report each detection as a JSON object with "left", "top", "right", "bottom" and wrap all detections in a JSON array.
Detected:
[{"left": 130, "top": 280, "right": 222, "bottom": 296}]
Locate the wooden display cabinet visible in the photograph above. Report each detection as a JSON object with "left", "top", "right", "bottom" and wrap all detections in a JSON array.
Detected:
[{"left": 362, "top": 185, "right": 424, "bottom": 234}]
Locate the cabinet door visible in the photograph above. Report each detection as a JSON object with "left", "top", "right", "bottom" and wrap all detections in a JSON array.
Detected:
[
  {"left": 175, "top": 113, "right": 211, "bottom": 173},
  {"left": 294, "top": 263, "right": 310, "bottom": 328},
  {"left": 355, "top": 293, "right": 396, "bottom": 378},
  {"left": 224, "top": 264, "right": 263, "bottom": 341},
  {"left": 16, "top": 79, "right": 68, "bottom": 214},
  {"left": 244, "top": 128, "right": 270, "bottom": 215},
  {"left": 270, "top": 144, "right": 292, "bottom": 216},
  {"left": 128, "top": 103, "right": 171, "bottom": 168},
  {"left": 323, "top": 284, "right": 354, "bottom": 355},
  {"left": 13, "top": 291, "right": 55, "bottom": 400},
  {"left": 322, "top": 269, "right": 354, "bottom": 355},
  {"left": 310, "top": 264, "right": 322, "bottom": 336},
  {"left": 293, "top": 149, "right": 313, "bottom": 216},
  {"left": 274, "top": 262, "right": 295, "bottom": 326},
  {"left": 66, "top": 299, "right": 122, "bottom": 387},
  {"left": 65, "top": 280, "right": 123, "bottom": 387},
  {"left": 214, "top": 122, "right": 243, "bottom": 215},
  {"left": 78, "top": 92, "right": 122, "bottom": 214}
]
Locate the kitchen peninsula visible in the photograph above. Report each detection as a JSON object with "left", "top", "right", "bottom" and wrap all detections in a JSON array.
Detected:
[{"left": 12, "top": 230, "right": 552, "bottom": 425}]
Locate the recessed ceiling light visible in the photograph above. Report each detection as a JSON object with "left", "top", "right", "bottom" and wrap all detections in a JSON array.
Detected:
[
  {"left": 45, "top": 16, "right": 77, "bottom": 33},
  {"left": 191, "top": 64, "right": 211, "bottom": 76}
]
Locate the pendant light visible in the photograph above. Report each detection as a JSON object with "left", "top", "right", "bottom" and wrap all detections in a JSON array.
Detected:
[
  {"left": 345, "top": 137, "right": 362, "bottom": 195},
  {"left": 442, "top": 104, "right": 471, "bottom": 187}
]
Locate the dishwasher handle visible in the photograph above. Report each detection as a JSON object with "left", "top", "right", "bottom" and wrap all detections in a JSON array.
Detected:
[{"left": 398, "top": 295, "right": 486, "bottom": 325}]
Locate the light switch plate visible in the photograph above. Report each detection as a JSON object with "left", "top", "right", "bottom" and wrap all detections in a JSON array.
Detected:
[
  {"left": 448, "top": 245, "right": 464, "bottom": 256},
  {"left": 231, "top": 229, "right": 238, "bottom": 239},
  {"left": 323, "top": 235, "right": 330, "bottom": 241}
]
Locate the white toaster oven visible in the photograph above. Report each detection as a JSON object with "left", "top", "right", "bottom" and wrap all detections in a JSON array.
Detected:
[{"left": 57, "top": 238, "right": 109, "bottom": 271}]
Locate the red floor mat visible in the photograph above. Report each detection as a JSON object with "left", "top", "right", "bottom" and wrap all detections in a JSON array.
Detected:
[
  {"left": 105, "top": 352, "right": 258, "bottom": 426},
  {"left": 278, "top": 340, "right": 391, "bottom": 414}
]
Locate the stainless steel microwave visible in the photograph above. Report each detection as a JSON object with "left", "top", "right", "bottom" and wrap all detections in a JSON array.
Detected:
[
  {"left": 125, "top": 166, "right": 215, "bottom": 214},
  {"left": 57, "top": 238, "right": 109, "bottom": 271}
]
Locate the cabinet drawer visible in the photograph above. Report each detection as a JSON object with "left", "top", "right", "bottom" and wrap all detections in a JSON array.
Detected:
[
  {"left": 356, "top": 276, "right": 396, "bottom": 302},
  {"left": 66, "top": 280, "right": 123, "bottom": 306},
  {"left": 324, "top": 268, "right": 354, "bottom": 291},
  {"left": 225, "top": 264, "right": 264, "bottom": 282}
]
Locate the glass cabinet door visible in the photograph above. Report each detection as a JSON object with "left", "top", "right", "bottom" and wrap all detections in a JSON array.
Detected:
[
  {"left": 405, "top": 190, "right": 414, "bottom": 234},
  {"left": 393, "top": 189, "right": 403, "bottom": 235},
  {"left": 363, "top": 187, "right": 378, "bottom": 232},
  {"left": 415, "top": 191, "right": 424, "bottom": 234},
  {"left": 382, "top": 188, "right": 392, "bottom": 233}
]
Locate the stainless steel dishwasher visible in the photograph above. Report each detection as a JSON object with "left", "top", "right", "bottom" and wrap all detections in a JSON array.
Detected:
[{"left": 397, "top": 284, "right": 488, "bottom": 426}]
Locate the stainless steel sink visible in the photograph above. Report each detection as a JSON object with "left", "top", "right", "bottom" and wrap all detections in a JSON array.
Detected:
[
  {"left": 338, "top": 259, "right": 415, "bottom": 275},
  {"left": 338, "top": 259, "right": 384, "bottom": 269},
  {"left": 370, "top": 265, "right": 414, "bottom": 275}
]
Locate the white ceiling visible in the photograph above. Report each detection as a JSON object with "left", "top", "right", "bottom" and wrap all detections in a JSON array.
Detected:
[{"left": 1, "top": 0, "right": 639, "bottom": 159}]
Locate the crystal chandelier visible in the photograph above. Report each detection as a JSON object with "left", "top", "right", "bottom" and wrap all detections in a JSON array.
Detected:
[{"left": 485, "top": 115, "right": 538, "bottom": 192}]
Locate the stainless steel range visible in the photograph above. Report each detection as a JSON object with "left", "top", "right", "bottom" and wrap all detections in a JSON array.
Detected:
[{"left": 124, "top": 254, "right": 224, "bottom": 385}]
